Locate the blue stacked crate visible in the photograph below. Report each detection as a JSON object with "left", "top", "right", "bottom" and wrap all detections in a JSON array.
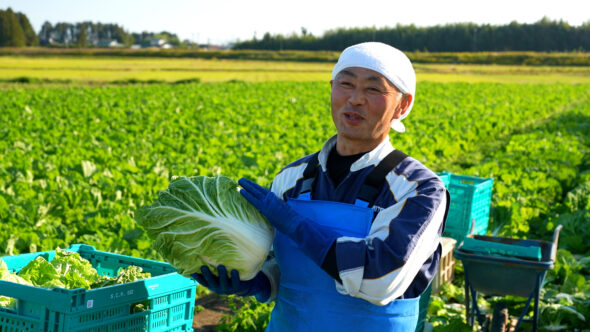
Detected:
[
  {"left": 0, "top": 244, "right": 197, "bottom": 332},
  {"left": 437, "top": 171, "right": 494, "bottom": 242},
  {"left": 417, "top": 171, "right": 492, "bottom": 332}
]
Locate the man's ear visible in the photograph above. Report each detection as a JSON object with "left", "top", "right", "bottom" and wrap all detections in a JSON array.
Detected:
[
  {"left": 400, "top": 94, "right": 413, "bottom": 114},
  {"left": 393, "top": 94, "right": 413, "bottom": 119}
]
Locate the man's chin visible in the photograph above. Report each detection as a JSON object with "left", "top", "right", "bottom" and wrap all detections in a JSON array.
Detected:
[
  {"left": 336, "top": 131, "right": 370, "bottom": 144},
  {"left": 336, "top": 131, "right": 387, "bottom": 145}
]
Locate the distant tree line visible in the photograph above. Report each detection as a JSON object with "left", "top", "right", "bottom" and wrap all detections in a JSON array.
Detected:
[
  {"left": 0, "top": 8, "right": 38, "bottom": 46},
  {"left": 234, "top": 18, "right": 590, "bottom": 52},
  {"left": 1, "top": 8, "right": 192, "bottom": 48},
  {"left": 38, "top": 21, "right": 134, "bottom": 47},
  {"left": 2, "top": 8, "right": 589, "bottom": 52}
]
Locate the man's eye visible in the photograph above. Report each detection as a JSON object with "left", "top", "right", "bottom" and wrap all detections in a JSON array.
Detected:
[
  {"left": 368, "top": 88, "right": 382, "bottom": 93},
  {"left": 339, "top": 81, "right": 352, "bottom": 87}
]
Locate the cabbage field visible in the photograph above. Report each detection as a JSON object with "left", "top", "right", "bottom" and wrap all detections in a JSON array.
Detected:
[{"left": 1, "top": 80, "right": 589, "bottom": 331}]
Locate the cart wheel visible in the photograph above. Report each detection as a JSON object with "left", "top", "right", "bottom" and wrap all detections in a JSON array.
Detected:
[{"left": 490, "top": 302, "right": 509, "bottom": 332}]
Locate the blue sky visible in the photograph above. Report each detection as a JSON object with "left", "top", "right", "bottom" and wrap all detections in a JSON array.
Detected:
[{"left": 1, "top": 0, "right": 587, "bottom": 45}]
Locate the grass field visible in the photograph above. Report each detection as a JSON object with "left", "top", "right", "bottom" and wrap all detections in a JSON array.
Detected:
[{"left": 2, "top": 55, "right": 590, "bottom": 85}]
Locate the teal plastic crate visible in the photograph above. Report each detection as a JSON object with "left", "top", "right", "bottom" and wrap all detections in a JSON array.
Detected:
[
  {"left": 0, "top": 244, "right": 197, "bottom": 332},
  {"left": 438, "top": 172, "right": 493, "bottom": 242},
  {"left": 436, "top": 172, "right": 451, "bottom": 188}
]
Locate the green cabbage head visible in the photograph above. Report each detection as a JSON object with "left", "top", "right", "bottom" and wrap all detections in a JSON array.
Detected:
[{"left": 136, "top": 175, "right": 273, "bottom": 280}]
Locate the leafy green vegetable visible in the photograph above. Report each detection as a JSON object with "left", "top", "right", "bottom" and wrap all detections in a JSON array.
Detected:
[
  {"left": 130, "top": 301, "right": 150, "bottom": 313},
  {"left": 17, "top": 256, "right": 62, "bottom": 288},
  {"left": 431, "top": 316, "right": 473, "bottom": 332},
  {"left": 18, "top": 248, "right": 100, "bottom": 289},
  {"left": 539, "top": 303, "right": 587, "bottom": 330},
  {"left": 136, "top": 175, "right": 273, "bottom": 280},
  {"left": 217, "top": 296, "right": 274, "bottom": 332},
  {"left": 93, "top": 265, "right": 151, "bottom": 288},
  {"left": 564, "top": 180, "right": 590, "bottom": 212}
]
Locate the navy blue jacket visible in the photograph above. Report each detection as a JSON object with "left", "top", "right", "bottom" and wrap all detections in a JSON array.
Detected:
[{"left": 263, "top": 136, "right": 447, "bottom": 305}]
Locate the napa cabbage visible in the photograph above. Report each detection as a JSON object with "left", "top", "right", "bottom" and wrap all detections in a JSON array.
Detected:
[{"left": 135, "top": 175, "right": 273, "bottom": 280}]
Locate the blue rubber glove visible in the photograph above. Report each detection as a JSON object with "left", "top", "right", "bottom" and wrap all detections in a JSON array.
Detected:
[
  {"left": 191, "top": 265, "right": 270, "bottom": 302},
  {"left": 238, "top": 178, "right": 339, "bottom": 267}
]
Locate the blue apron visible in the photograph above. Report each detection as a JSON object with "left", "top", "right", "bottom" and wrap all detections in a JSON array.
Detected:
[{"left": 266, "top": 194, "right": 419, "bottom": 332}]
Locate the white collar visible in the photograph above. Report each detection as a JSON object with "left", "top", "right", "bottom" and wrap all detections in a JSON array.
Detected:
[{"left": 318, "top": 135, "right": 396, "bottom": 173}]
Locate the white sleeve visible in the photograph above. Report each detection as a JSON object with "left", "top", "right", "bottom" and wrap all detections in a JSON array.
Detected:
[{"left": 259, "top": 255, "right": 280, "bottom": 303}]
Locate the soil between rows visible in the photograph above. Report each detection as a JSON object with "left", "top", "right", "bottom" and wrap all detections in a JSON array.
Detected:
[{"left": 192, "top": 294, "right": 231, "bottom": 331}]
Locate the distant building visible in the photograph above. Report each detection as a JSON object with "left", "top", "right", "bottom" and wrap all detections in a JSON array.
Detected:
[
  {"left": 141, "top": 38, "right": 173, "bottom": 49},
  {"left": 47, "top": 37, "right": 59, "bottom": 46},
  {"left": 97, "top": 40, "right": 123, "bottom": 48}
]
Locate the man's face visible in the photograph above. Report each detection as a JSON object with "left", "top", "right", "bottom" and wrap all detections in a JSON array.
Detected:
[{"left": 330, "top": 67, "right": 410, "bottom": 153}]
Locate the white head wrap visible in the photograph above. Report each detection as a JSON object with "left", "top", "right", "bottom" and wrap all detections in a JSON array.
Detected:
[{"left": 331, "top": 42, "right": 416, "bottom": 132}]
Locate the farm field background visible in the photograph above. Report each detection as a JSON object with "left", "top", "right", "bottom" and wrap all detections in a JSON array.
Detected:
[{"left": 0, "top": 54, "right": 589, "bottom": 331}]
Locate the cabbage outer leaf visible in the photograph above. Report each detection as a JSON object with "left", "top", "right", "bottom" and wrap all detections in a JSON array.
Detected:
[{"left": 136, "top": 175, "right": 273, "bottom": 280}]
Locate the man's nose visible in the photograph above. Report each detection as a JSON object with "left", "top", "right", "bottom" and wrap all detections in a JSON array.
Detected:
[{"left": 348, "top": 88, "right": 365, "bottom": 105}]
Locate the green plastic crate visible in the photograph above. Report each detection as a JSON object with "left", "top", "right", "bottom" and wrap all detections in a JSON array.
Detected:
[
  {"left": 0, "top": 244, "right": 197, "bottom": 332},
  {"left": 438, "top": 172, "right": 494, "bottom": 242}
]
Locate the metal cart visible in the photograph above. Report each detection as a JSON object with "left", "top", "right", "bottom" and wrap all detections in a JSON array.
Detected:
[{"left": 454, "top": 225, "right": 562, "bottom": 332}]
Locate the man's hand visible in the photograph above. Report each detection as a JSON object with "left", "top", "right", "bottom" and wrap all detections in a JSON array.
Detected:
[
  {"left": 238, "top": 178, "right": 339, "bottom": 267},
  {"left": 191, "top": 265, "right": 270, "bottom": 301},
  {"left": 238, "top": 178, "right": 304, "bottom": 235}
]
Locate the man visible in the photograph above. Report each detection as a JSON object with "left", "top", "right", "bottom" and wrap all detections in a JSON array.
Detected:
[{"left": 193, "top": 42, "right": 448, "bottom": 331}]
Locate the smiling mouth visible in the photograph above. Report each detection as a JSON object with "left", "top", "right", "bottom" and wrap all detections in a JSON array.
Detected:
[{"left": 344, "top": 113, "right": 363, "bottom": 121}]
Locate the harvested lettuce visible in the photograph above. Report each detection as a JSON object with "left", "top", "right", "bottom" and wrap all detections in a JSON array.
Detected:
[
  {"left": 17, "top": 256, "right": 63, "bottom": 288},
  {"left": 17, "top": 248, "right": 101, "bottom": 289},
  {"left": 135, "top": 175, "right": 273, "bottom": 280},
  {"left": 93, "top": 265, "right": 151, "bottom": 288}
]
